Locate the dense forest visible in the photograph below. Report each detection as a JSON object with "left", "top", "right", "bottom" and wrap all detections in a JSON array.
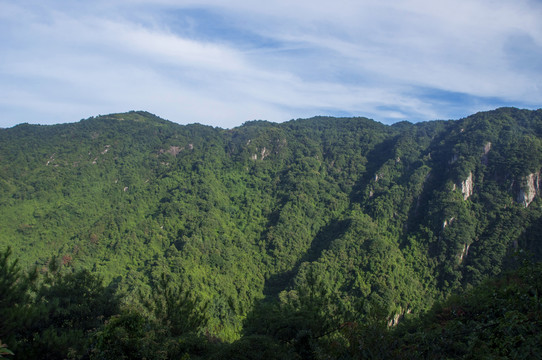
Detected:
[{"left": 2, "top": 107, "right": 542, "bottom": 358}]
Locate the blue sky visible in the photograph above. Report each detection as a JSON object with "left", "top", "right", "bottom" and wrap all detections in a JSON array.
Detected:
[{"left": 1, "top": 0, "right": 541, "bottom": 128}]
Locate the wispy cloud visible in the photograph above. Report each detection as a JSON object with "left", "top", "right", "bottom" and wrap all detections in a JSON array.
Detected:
[{"left": 0, "top": 0, "right": 541, "bottom": 128}]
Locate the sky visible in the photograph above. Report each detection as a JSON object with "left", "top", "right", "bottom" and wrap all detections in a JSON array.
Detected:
[{"left": 1, "top": 0, "right": 541, "bottom": 129}]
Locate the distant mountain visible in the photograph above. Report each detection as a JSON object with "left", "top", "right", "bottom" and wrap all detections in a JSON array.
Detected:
[{"left": 2, "top": 107, "right": 542, "bottom": 340}]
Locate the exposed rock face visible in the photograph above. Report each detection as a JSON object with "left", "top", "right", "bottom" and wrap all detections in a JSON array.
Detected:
[
  {"left": 388, "top": 313, "right": 401, "bottom": 327},
  {"left": 481, "top": 142, "right": 491, "bottom": 165},
  {"left": 442, "top": 217, "right": 455, "bottom": 230},
  {"left": 159, "top": 144, "right": 193, "bottom": 157},
  {"left": 461, "top": 172, "right": 474, "bottom": 200},
  {"left": 517, "top": 172, "right": 541, "bottom": 208},
  {"left": 388, "top": 307, "right": 412, "bottom": 327},
  {"left": 251, "top": 147, "right": 269, "bottom": 161},
  {"left": 166, "top": 146, "right": 182, "bottom": 156},
  {"left": 261, "top": 147, "right": 268, "bottom": 160},
  {"left": 483, "top": 142, "right": 492, "bottom": 154},
  {"left": 459, "top": 243, "right": 470, "bottom": 263}
]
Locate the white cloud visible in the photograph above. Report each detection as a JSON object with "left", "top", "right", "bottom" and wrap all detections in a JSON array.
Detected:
[
  {"left": 0, "top": 0, "right": 541, "bottom": 128},
  {"left": 235, "top": 0, "right": 542, "bottom": 98}
]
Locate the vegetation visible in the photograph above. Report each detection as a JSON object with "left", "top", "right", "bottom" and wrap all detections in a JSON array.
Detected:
[{"left": 1, "top": 107, "right": 542, "bottom": 358}]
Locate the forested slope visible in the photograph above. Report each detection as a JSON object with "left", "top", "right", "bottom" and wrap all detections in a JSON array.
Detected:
[{"left": 2, "top": 107, "right": 542, "bottom": 346}]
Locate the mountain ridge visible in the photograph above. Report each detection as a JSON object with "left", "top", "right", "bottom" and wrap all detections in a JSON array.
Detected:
[{"left": 2, "top": 106, "right": 542, "bottom": 341}]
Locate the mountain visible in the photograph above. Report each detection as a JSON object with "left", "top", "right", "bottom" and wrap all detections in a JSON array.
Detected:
[{"left": 2, "top": 107, "right": 542, "bottom": 346}]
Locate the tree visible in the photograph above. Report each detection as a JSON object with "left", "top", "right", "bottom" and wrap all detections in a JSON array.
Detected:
[
  {"left": 23, "top": 264, "right": 121, "bottom": 360},
  {"left": 0, "top": 247, "right": 37, "bottom": 355},
  {"left": 141, "top": 273, "right": 208, "bottom": 337}
]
